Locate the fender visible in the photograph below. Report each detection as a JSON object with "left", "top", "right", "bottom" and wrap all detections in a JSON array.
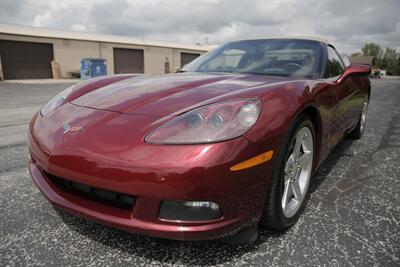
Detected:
[{"left": 244, "top": 80, "right": 333, "bottom": 171}]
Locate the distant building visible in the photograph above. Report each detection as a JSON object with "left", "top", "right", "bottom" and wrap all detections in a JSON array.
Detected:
[
  {"left": 0, "top": 24, "right": 211, "bottom": 79},
  {"left": 349, "top": 56, "right": 375, "bottom": 66}
]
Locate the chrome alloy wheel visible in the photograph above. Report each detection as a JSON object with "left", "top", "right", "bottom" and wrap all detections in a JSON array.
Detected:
[
  {"left": 360, "top": 98, "right": 369, "bottom": 132},
  {"left": 282, "top": 127, "right": 314, "bottom": 218}
]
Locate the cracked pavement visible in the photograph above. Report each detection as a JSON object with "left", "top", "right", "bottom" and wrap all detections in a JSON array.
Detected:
[{"left": 0, "top": 79, "right": 399, "bottom": 266}]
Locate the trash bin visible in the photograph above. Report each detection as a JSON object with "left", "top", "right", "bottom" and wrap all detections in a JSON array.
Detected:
[{"left": 80, "top": 58, "right": 107, "bottom": 80}]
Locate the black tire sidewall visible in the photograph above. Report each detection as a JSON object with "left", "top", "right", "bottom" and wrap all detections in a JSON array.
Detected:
[
  {"left": 278, "top": 118, "right": 315, "bottom": 227},
  {"left": 348, "top": 99, "right": 368, "bottom": 139},
  {"left": 261, "top": 115, "right": 315, "bottom": 229}
]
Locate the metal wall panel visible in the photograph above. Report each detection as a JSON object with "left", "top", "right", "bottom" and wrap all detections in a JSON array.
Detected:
[
  {"left": 0, "top": 40, "right": 53, "bottom": 79},
  {"left": 113, "top": 48, "right": 144, "bottom": 74},
  {"left": 180, "top": 52, "right": 200, "bottom": 67}
]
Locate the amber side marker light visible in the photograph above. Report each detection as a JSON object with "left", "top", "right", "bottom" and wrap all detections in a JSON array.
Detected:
[{"left": 230, "top": 150, "right": 274, "bottom": 171}]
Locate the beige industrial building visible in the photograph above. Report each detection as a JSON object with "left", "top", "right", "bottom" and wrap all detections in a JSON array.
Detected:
[
  {"left": 348, "top": 56, "right": 374, "bottom": 66},
  {"left": 0, "top": 24, "right": 211, "bottom": 80}
]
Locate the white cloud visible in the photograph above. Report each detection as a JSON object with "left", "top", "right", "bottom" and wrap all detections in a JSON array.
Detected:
[
  {"left": 0, "top": 0, "right": 399, "bottom": 53},
  {"left": 70, "top": 24, "right": 87, "bottom": 32}
]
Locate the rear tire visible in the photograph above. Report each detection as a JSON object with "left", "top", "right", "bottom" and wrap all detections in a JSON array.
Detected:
[
  {"left": 348, "top": 96, "right": 369, "bottom": 139},
  {"left": 260, "top": 115, "right": 315, "bottom": 230}
]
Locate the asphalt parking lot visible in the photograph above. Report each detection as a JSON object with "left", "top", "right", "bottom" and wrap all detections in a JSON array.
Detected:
[{"left": 1, "top": 78, "right": 399, "bottom": 266}]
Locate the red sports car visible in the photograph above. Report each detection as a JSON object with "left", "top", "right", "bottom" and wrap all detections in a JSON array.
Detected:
[{"left": 28, "top": 38, "right": 370, "bottom": 243}]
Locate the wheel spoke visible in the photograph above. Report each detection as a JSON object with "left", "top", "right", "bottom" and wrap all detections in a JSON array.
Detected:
[
  {"left": 293, "top": 136, "right": 302, "bottom": 159},
  {"left": 285, "top": 154, "right": 295, "bottom": 175},
  {"left": 291, "top": 180, "right": 302, "bottom": 201},
  {"left": 282, "top": 178, "right": 292, "bottom": 209},
  {"left": 298, "top": 152, "right": 311, "bottom": 170}
]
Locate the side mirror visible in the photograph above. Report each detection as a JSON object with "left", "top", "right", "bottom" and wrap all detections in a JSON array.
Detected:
[{"left": 337, "top": 64, "right": 371, "bottom": 84}]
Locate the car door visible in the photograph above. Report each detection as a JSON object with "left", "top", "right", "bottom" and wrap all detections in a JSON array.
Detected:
[{"left": 325, "top": 46, "right": 357, "bottom": 146}]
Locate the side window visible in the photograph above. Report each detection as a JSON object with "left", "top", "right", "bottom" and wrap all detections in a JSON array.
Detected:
[{"left": 327, "top": 46, "right": 345, "bottom": 77}]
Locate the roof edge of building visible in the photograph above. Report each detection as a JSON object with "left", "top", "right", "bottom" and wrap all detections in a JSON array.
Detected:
[{"left": 0, "top": 23, "right": 211, "bottom": 51}]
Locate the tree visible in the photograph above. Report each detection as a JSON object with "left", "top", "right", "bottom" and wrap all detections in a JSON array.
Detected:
[
  {"left": 397, "top": 57, "right": 400, "bottom": 75},
  {"left": 382, "top": 47, "right": 399, "bottom": 75},
  {"left": 361, "top": 43, "right": 383, "bottom": 58},
  {"left": 352, "top": 43, "right": 400, "bottom": 75},
  {"left": 361, "top": 43, "right": 383, "bottom": 68}
]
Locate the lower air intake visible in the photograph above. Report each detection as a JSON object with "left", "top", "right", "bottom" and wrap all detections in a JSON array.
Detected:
[{"left": 48, "top": 174, "right": 135, "bottom": 209}]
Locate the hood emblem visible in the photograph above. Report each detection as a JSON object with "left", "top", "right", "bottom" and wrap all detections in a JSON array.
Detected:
[{"left": 63, "top": 122, "right": 82, "bottom": 134}]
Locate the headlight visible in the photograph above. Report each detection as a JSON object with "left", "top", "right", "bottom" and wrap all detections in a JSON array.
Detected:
[
  {"left": 40, "top": 86, "right": 74, "bottom": 117},
  {"left": 145, "top": 98, "right": 261, "bottom": 144}
]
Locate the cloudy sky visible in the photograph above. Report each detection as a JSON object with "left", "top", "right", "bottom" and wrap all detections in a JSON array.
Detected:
[{"left": 1, "top": 0, "right": 399, "bottom": 54}]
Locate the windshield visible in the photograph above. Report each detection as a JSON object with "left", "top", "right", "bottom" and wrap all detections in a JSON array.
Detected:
[{"left": 182, "top": 39, "right": 324, "bottom": 78}]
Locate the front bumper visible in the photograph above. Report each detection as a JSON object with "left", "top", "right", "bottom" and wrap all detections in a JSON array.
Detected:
[
  {"left": 29, "top": 159, "right": 252, "bottom": 240},
  {"left": 28, "top": 110, "right": 276, "bottom": 240}
]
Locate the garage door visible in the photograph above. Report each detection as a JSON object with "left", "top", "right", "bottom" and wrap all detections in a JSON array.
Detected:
[
  {"left": 181, "top": 52, "right": 200, "bottom": 67},
  {"left": 114, "top": 48, "right": 144, "bottom": 74},
  {"left": 0, "top": 40, "right": 53, "bottom": 79}
]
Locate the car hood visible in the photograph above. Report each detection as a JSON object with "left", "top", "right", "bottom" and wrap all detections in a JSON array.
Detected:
[{"left": 71, "top": 72, "right": 285, "bottom": 116}]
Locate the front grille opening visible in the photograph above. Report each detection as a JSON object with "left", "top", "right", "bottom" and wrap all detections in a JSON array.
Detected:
[{"left": 48, "top": 174, "right": 135, "bottom": 209}]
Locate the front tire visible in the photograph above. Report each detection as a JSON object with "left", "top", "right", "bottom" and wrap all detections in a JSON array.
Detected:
[{"left": 260, "top": 115, "right": 315, "bottom": 230}]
